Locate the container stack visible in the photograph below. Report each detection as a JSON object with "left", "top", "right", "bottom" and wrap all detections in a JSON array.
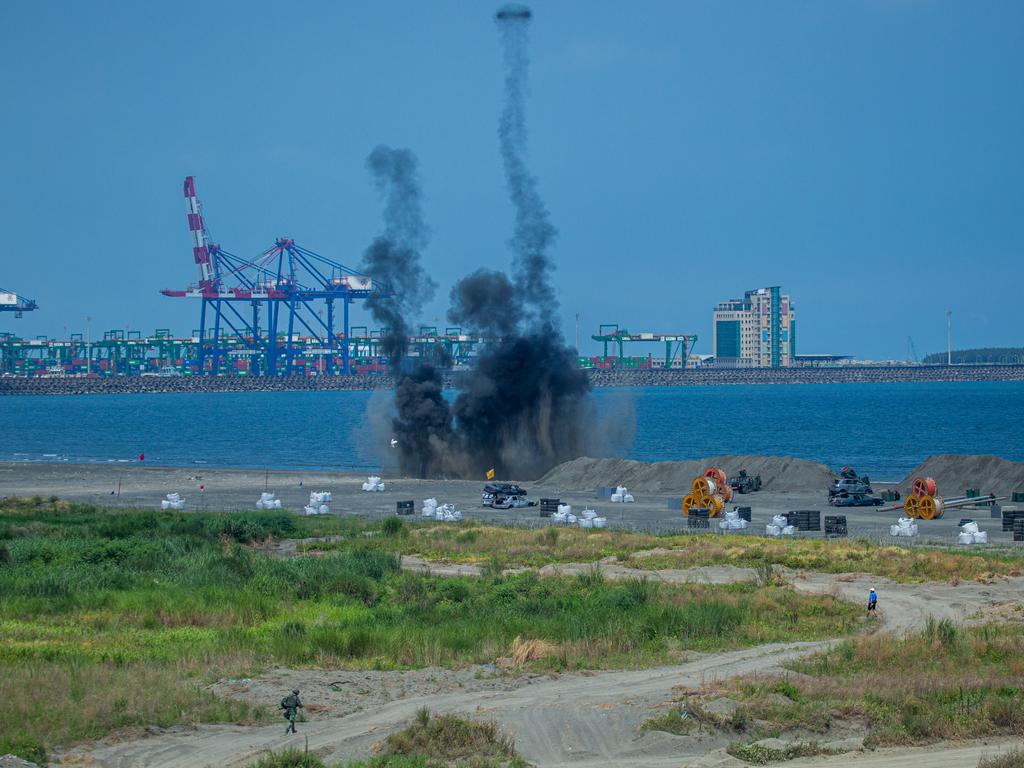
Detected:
[
  {"left": 303, "top": 491, "right": 331, "bottom": 516},
  {"left": 160, "top": 492, "right": 185, "bottom": 510},
  {"left": 957, "top": 520, "right": 988, "bottom": 545},
  {"left": 539, "top": 498, "right": 560, "bottom": 518},
  {"left": 396, "top": 500, "right": 414, "bottom": 516},
  {"left": 683, "top": 468, "right": 731, "bottom": 518},
  {"left": 362, "top": 476, "right": 385, "bottom": 492},
  {"left": 889, "top": 517, "right": 919, "bottom": 537},
  {"left": 687, "top": 508, "right": 710, "bottom": 529},
  {"left": 788, "top": 510, "right": 821, "bottom": 532},
  {"left": 718, "top": 508, "right": 748, "bottom": 531},
  {"left": 824, "top": 515, "right": 848, "bottom": 538},
  {"left": 1002, "top": 507, "right": 1022, "bottom": 533},
  {"left": 610, "top": 486, "right": 635, "bottom": 503},
  {"left": 256, "top": 492, "right": 282, "bottom": 509}
]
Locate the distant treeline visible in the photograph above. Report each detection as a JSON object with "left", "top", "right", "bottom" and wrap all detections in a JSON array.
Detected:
[{"left": 922, "top": 347, "right": 1024, "bottom": 364}]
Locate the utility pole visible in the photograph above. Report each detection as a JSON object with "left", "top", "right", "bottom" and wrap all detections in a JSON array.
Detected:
[
  {"left": 575, "top": 312, "right": 580, "bottom": 356},
  {"left": 85, "top": 315, "right": 91, "bottom": 376},
  {"left": 946, "top": 310, "right": 952, "bottom": 366}
]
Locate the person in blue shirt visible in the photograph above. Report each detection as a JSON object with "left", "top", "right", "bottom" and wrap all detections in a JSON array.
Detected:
[{"left": 867, "top": 588, "right": 878, "bottom": 614}]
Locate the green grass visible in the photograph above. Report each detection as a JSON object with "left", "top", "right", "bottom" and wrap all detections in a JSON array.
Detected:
[
  {"left": 294, "top": 518, "right": 1024, "bottom": 585},
  {"left": 248, "top": 748, "right": 327, "bottom": 768},
  {"left": 0, "top": 498, "right": 861, "bottom": 762},
  {"left": 691, "top": 621, "right": 1024, "bottom": 748}
]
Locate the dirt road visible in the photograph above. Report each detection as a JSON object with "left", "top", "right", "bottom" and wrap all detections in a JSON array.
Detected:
[{"left": 56, "top": 565, "right": 1024, "bottom": 768}]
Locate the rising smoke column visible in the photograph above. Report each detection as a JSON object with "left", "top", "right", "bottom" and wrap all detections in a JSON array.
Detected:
[
  {"left": 494, "top": 3, "right": 558, "bottom": 326},
  {"left": 360, "top": 146, "right": 436, "bottom": 367},
  {"left": 438, "top": 3, "right": 589, "bottom": 478},
  {"left": 368, "top": 4, "right": 592, "bottom": 480},
  {"left": 359, "top": 146, "right": 452, "bottom": 475}
]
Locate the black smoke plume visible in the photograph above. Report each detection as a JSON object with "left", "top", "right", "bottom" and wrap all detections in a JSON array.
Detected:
[
  {"left": 431, "top": 3, "right": 588, "bottom": 478},
  {"left": 360, "top": 146, "right": 436, "bottom": 367},
  {"left": 371, "top": 4, "right": 594, "bottom": 480},
  {"left": 495, "top": 3, "right": 558, "bottom": 326}
]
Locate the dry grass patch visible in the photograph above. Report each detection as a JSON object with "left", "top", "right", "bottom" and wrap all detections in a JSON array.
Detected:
[{"left": 695, "top": 621, "right": 1024, "bottom": 748}]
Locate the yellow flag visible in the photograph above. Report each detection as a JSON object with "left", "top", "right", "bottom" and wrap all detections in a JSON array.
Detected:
[{"left": 486, "top": 468, "right": 495, "bottom": 480}]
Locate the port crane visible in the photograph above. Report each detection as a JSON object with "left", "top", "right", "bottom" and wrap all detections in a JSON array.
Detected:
[
  {"left": 0, "top": 289, "right": 37, "bottom": 319},
  {"left": 161, "top": 177, "right": 389, "bottom": 375}
]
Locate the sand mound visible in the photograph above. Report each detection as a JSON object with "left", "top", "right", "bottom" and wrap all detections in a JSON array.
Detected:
[
  {"left": 898, "top": 455, "right": 1024, "bottom": 496},
  {"left": 538, "top": 455, "right": 836, "bottom": 493}
]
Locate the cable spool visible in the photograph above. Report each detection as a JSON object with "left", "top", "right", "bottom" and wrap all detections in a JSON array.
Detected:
[
  {"left": 719, "top": 484, "right": 733, "bottom": 503},
  {"left": 918, "top": 495, "right": 945, "bottom": 520},
  {"left": 911, "top": 477, "right": 937, "bottom": 498},
  {"left": 692, "top": 476, "right": 716, "bottom": 499},
  {"left": 682, "top": 494, "right": 697, "bottom": 516},
  {"left": 706, "top": 495, "right": 724, "bottom": 517},
  {"left": 903, "top": 495, "right": 920, "bottom": 519},
  {"left": 704, "top": 467, "right": 727, "bottom": 487}
]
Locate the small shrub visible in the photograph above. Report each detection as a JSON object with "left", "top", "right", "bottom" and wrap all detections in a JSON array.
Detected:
[
  {"left": 381, "top": 517, "right": 404, "bottom": 538},
  {"left": 247, "top": 747, "right": 327, "bottom": 768},
  {"left": 978, "top": 748, "right": 1024, "bottom": 768},
  {"left": 455, "top": 529, "right": 479, "bottom": 544},
  {"left": 641, "top": 706, "right": 695, "bottom": 735},
  {"left": 539, "top": 526, "right": 559, "bottom": 546},
  {"left": 385, "top": 711, "right": 516, "bottom": 760}
]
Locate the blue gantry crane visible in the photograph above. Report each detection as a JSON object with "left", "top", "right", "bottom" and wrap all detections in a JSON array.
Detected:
[
  {"left": 161, "top": 177, "right": 390, "bottom": 376},
  {"left": 0, "top": 289, "right": 37, "bottom": 318}
]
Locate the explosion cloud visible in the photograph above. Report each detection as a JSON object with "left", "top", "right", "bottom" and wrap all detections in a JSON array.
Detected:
[{"left": 370, "top": 4, "right": 593, "bottom": 480}]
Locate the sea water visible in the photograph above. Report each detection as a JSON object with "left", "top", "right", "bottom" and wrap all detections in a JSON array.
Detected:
[{"left": 1, "top": 381, "right": 1021, "bottom": 480}]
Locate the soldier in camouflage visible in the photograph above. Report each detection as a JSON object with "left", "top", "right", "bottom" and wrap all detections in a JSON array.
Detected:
[{"left": 280, "top": 688, "right": 303, "bottom": 734}]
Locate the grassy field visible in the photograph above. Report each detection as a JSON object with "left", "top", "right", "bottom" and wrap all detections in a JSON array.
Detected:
[
  {"left": 300, "top": 519, "right": 1024, "bottom": 584},
  {"left": 652, "top": 619, "right": 1024, "bottom": 750},
  {"left": 0, "top": 498, "right": 861, "bottom": 762}
]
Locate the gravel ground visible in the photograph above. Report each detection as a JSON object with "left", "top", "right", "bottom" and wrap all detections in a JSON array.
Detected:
[
  {"left": 0, "top": 461, "right": 1017, "bottom": 546},
  {"left": 2, "top": 460, "right": 1015, "bottom": 544}
]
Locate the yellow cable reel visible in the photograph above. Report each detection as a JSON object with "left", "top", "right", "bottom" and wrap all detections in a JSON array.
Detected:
[{"left": 903, "top": 495, "right": 920, "bottom": 519}]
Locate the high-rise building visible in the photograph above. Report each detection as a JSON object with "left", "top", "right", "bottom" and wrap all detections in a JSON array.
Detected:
[{"left": 712, "top": 287, "right": 795, "bottom": 368}]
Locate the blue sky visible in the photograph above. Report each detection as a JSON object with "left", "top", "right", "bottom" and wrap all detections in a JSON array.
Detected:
[{"left": 1, "top": 1, "right": 1021, "bottom": 360}]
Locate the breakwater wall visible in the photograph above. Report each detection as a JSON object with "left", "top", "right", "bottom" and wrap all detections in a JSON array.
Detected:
[{"left": 2, "top": 364, "right": 1023, "bottom": 396}]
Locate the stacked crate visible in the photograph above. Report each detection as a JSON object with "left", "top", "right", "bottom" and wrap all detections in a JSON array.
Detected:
[
  {"left": 539, "top": 498, "right": 560, "bottom": 518},
  {"left": 824, "top": 515, "right": 847, "bottom": 538},
  {"left": 687, "top": 509, "right": 710, "bottom": 529},
  {"left": 787, "top": 510, "right": 821, "bottom": 532}
]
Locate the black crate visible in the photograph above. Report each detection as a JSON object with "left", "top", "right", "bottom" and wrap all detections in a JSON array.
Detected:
[
  {"left": 958, "top": 518, "right": 975, "bottom": 527},
  {"left": 824, "top": 514, "right": 847, "bottom": 538},
  {"left": 539, "top": 498, "right": 560, "bottom": 511},
  {"left": 1003, "top": 510, "right": 1021, "bottom": 531},
  {"left": 688, "top": 513, "right": 710, "bottom": 529},
  {"left": 735, "top": 506, "right": 752, "bottom": 522},
  {"left": 790, "top": 510, "right": 821, "bottom": 532},
  {"left": 1012, "top": 491, "right": 1024, "bottom": 503},
  {"left": 396, "top": 500, "right": 414, "bottom": 516}
]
